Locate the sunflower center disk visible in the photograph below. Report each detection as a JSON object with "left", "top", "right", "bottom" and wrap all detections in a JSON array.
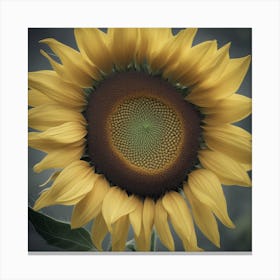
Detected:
[
  {"left": 86, "top": 71, "right": 201, "bottom": 198},
  {"left": 110, "top": 97, "right": 182, "bottom": 171}
]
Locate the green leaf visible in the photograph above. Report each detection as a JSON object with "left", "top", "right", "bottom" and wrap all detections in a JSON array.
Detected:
[{"left": 28, "top": 207, "right": 95, "bottom": 251}]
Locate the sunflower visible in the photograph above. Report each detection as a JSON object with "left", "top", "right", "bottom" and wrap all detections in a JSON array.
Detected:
[{"left": 28, "top": 28, "right": 252, "bottom": 251}]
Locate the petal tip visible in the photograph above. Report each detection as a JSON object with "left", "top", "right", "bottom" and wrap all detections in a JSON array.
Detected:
[
  {"left": 228, "top": 220, "right": 235, "bottom": 229},
  {"left": 33, "top": 201, "right": 43, "bottom": 211}
]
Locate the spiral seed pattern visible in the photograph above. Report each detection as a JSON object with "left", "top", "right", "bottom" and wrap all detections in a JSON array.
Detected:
[{"left": 110, "top": 97, "right": 183, "bottom": 171}]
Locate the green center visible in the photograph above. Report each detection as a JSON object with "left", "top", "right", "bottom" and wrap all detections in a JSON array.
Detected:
[{"left": 110, "top": 97, "right": 183, "bottom": 171}]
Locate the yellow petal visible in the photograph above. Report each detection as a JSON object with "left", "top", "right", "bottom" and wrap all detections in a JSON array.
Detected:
[
  {"left": 183, "top": 245, "right": 203, "bottom": 252},
  {"left": 29, "top": 133, "right": 84, "bottom": 154},
  {"left": 74, "top": 28, "right": 113, "bottom": 73},
  {"left": 184, "top": 186, "right": 220, "bottom": 247},
  {"left": 242, "top": 162, "right": 252, "bottom": 171},
  {"left": 33, "top": 161, "right": 95, "bottom": 210},
  {"left": 28, "top": 70, "right": 86, "bottom": 110},
  {"left": 187, "top": 169, "right": 235, "bottom": 228},
  {"left": 187, "top": 55, "right": 251, "bottom": 106},
  {"left": 167, "top": 28, "right": 197, "bottom": 59},
  {"left": 185, "top": 40, "right": 218, "bottom": 74},
  {"left": 29, "top": 122, "right": 86, "bottom": 147},
  {"left": 102, "top": 187, "right": 137, "bottom": 231},
  {"left": 38, "top": 171, "right": 61, "bottom": 187},
  {"left": 197, "top": 42, "right": 231, "bottom": 84},
  {"left": 223, "top": 55, "right": 251, "bottom": 86},
  {"left": 71, "top": 175, "right": 110, "bottom": 229},
  {"left": 142, "top": 198, "right": 155, "bottom": 243},
  {"left": 28, "top": 104, "right": 86, "bottom": 131},
  {"left": 108, "top": 28, "right": 138, "bottom": 69},
  {"left": 33, "top": 189, "right": 53, "bottom": 209},
  {"left": 162, "top": 191, "right": 198, "bottom": 250},
  {"left": 32, "top": 143, "right": 84, "bottom": 173},
  {"left": 40, "top": 49, "right": 91, "bottom": 88},
  {"left": 129, "top": 198, "right": 143, "bottom": 237},
  {"left": 202, "top": 94, "right": 252, "bottom": 124},
  {"left": 154, "top": 199, "right": 175, "bottom": 251},
  {"left": 150, "top": 28, "right": 198, "bottom": 71},
  {"left": 34, "top": 187, "right": 87, "bottom": 210},
  {"left": 28, "top": 88, "right": 54, "bottom": 107},
  {"left": 204, "top": 124, "right": 252, "bottom": 140},
  {"left": 134, "top": 226, "right": 149, "bottom": 251},
  {"left": 91, "top": 213, "right": 108, "bottom": 251},
  {"left": 111, "top": 215, "right": 130, "bottom": 251},
  {"left": 198, "top": 149, "right": 251, "bottom": 186},
  {"left": 136, "top": 28, "right": 172, "bottom": 65},
  {"left": 40, "top": 38, "right": 100, "bottom": 87},
  {"left": 132, "top": 198, "right": 155, "bottom": 251},
  {"left": 203, "top": 124, "right": 252, "bottom": 164},
  {"left": 164, "top": 40, "right": 217, "bottom": 86}
]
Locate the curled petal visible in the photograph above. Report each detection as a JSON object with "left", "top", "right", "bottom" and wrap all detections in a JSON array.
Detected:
[{"left": 38, "top": 171, "right": 61, "bottom": 188}]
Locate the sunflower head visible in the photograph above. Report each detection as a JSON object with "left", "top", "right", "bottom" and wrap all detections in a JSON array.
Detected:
[
  {"left": 29, "top": 28, "right": 252, "bottom": 252},
  {"left": 86, "top": 70, "right": 201, "bottom": 198}
]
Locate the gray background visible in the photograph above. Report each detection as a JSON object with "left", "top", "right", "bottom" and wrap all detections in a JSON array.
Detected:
[{"left": 28, "top": 28, "right": 252, "bottom": 252}]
